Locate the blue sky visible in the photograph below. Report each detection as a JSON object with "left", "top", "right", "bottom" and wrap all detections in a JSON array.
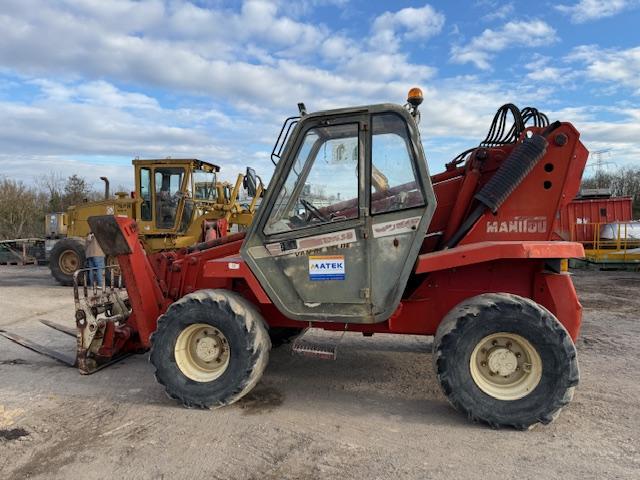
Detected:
[{"left": 1, "top": 0, "right": 639, "bottom": 190}]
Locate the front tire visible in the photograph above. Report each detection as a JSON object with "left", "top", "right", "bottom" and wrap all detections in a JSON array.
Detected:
[
  {"left": 433, "top": 293, "right": 579, "bottom": 430},
  {"left": 150, "top": 289, "right": 271, "bottom": 408},
  {"left": 49, "top": 237, "right": 85, "bottom": 286}
]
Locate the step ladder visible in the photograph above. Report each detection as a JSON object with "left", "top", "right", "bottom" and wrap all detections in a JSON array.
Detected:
[{"left": 291, "top": 328, "right": 345, "bottom": 360}]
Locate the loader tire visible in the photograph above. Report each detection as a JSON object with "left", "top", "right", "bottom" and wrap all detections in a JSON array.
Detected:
[
  {"left": 433, "top": 293, "right": 579, "bottom": 430},
  {"left": 150, "top": 289, "right": 271, "bottom": 408},
  {"left": 49, "top": 237, "right": 85, "bottom": 286}
]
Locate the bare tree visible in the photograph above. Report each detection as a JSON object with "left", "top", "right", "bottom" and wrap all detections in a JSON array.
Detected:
[
  {"left": 581, "top": 166, "right": 640, "bottom": 217},
  {"left": 0, "top": 172, "right": 105, "bottom": 239},
  {"left": 38, "top": 171, "right": 66, "bottom": 212},
  {"left": 0, "top": 179, "right": 47, "bottom": 239}
]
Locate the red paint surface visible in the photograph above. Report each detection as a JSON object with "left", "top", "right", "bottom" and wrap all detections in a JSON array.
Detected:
[{"left": 552, "top": 196, "right": 633, "bottom": 243}]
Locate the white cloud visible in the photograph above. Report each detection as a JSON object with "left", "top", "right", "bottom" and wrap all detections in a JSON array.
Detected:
[
  {"left": 28, "top": 79, "right": 161, "bottom": 110},
  {"left": 480, "top": 2, "right": 515, "bottom": 22},
  {"left": 0, "top": 0, "right": 438, "bottom": 109},
  {"left": 278, "top": 0, "right": 349, "bottom": 18},
  {"left": 536, "top": 104, "right": 640, "bottom": 170},
  {"left": 369, "top": 4, "right": 445, "bottom": 52},
  {"left": 555, "top": 0, "right": 638, "bottom": 23},
  {"left": 524, "top": 55, "right": 576, "bottom": 84},
  {"left": 318, "top": 4, "right": 444, "bottom": 82},
  {"left": 0, "top": 80, "right": 239, "bottom": 161},
  {"left": 568, "top": 45, "right": 640, "bottom": 94},
  {"left": 61, "top": 0, "right": 166, "bottom": 31},
  {"left": 451, "top": 20, "right": 557, "bottom": 70},
  {"left": 339, "top": 51, "right": 436, "bottom": 83},
  {"left": 320, "top": 35, "right": 359, "bottom": 61}
]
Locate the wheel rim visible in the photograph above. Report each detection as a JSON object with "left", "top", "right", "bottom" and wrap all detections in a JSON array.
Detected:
[
  {"left": 174, "top": 323, "right": 230, "bottom": 382},
  {"left": 469, "top": 332, "right": 542, "bottom": 401},
  {"left": 58, "top": 250, "right": 79, "bottom": 274}
]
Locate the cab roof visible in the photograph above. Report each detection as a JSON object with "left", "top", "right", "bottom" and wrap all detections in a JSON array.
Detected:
[{"left": 131, "top": 158, "right": 220, "bottom": 172}]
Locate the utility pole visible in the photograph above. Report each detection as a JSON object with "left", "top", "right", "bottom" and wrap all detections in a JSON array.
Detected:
[{"left": 589, "top": 148, "right": 613, "bottom": 188}]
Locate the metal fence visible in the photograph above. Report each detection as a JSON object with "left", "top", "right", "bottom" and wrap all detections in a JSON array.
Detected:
[{"left": 570, "top": 221, "right": 640, "bottom": 263}]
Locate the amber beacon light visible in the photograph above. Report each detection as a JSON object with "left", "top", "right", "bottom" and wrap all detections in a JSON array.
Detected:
[{"left": 407, "top": 87, "right": 423, "bottom": 107}]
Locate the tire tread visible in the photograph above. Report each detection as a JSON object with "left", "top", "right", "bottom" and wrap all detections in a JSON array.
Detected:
[
  {"left": 150, "top": 289, "right": 270, "bottom": 409},
  {"left": 434, "top": 293, "right": 579, "bottom": 430}
]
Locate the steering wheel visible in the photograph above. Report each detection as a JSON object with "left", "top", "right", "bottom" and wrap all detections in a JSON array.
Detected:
[{"left": 300, "top": 199, "right": 328, "bottom": 222}]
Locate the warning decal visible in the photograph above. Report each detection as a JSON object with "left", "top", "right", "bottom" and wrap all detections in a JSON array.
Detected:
[{"left": 309, "top": 255, "right": 345, "bottom": 281}]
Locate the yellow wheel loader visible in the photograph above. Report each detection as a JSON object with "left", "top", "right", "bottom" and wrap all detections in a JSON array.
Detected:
[{"left": 47, "top": 159, "right": 262, "bottom": 285}]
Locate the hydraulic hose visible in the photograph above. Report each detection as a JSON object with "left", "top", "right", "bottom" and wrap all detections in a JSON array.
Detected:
[{"left": 444, "top": 123, "right": 560, "bottom": 249}]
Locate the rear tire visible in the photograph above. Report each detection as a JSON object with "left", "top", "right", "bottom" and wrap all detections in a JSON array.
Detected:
[
  {"left": 433, "top": 293, "right": 579, "bottom": 430},
  {"left": 150, "top": 289, "right": 271, "bottom": 408},
  {"left": 49, "top": 237, "right": 85, "bottom": 286}
]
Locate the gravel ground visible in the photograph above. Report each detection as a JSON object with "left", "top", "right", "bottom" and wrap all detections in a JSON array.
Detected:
[{"left": 0, "top": 265, "right": 638, "bottom": 479}]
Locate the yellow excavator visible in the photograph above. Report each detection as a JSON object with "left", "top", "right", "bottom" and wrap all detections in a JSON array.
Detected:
[{"left": 46, "top": 158, "right": 262, "bottom": 285}]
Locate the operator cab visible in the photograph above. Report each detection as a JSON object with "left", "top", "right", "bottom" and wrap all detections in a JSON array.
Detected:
[
  {"left": 242, "top": 93, "right": 437, "bottom": 323},
  {"left": 134, "top": 159, "right": 219, "bottom": 234}
]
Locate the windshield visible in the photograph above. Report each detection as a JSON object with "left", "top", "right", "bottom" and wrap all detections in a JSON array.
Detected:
[
  {"left": 193, "top": 170, "right": 217, "bottom": 201},
  {"left": 264, "top": 123, "right": 359, "bottom": 235}
]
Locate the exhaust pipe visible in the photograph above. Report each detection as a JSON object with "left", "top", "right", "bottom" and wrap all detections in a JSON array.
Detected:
[{"left": 100, "top": 177, "right": 110, "bottom": 199}]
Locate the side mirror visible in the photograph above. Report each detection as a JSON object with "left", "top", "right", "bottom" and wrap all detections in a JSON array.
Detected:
[{"left": 243, "top": 167, "right": 258, "bottom": 197}]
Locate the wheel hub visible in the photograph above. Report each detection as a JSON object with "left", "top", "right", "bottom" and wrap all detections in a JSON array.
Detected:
[
  {"left": 195, "top": 336, "right": 220, "bottom": 362},
  {"left": 59, "top": 250, "right": 79, "bottom": 274},
  {"left": 174, "top": 323, "right": 230, "bottom": 382},
  {"left": 487, "top": 348, "right": 518, "bottom": 376},
  {"left": 469, "top": 332, "right": 543, "bottom": 401}
]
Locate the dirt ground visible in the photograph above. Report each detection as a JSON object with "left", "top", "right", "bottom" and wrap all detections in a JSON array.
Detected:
[{"left": 0, "top": 265, "right": 638, "bottom": 479}]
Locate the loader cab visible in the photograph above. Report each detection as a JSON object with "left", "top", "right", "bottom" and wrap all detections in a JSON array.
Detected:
[
  {"left": 242, "top": 103, "right": 437, "bottom": 323},
  {"left": 133, "top": 159, "right": 220, "bottom": 235}
]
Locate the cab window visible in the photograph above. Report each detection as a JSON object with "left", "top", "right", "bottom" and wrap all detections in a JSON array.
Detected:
[
  {"left": 193, "top": 170, "right": 217, "bottom": 201},
  {"left": 155, "top": 168, "right": 184, "bottom": 229},
  {"left": 264, "top": 123, "right": 359, "bottom": 235},
  {"left": 140, "top": 168, "right": 152, "bottom": 221},
  {"left": 370, "top": 113, "right": 424, "bottom": 214}
]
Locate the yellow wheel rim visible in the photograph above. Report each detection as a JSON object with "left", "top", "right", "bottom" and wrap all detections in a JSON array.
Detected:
[
  {"left": 174, "top": 323, "right": 230, "bottom": 382},
  {"left": 469, "top": 332, "right": 542, "bottom": 401},
  {"left": 58, "top": 250, "right": 79, "bottom": 274}
]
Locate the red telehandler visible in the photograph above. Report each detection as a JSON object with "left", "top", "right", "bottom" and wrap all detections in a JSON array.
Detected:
[{"left": 3, "top": 89, "right": 588, "bottom": 429}]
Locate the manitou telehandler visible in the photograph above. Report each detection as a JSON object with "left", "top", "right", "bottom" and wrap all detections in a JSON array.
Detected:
[{"left": 1, "top": 89, "right": 588, "bottom": 429}]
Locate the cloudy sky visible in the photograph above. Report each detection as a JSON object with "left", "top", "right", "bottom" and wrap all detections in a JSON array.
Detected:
[{"left": 1, "top": 0, "right": 639, "bottom": 190}]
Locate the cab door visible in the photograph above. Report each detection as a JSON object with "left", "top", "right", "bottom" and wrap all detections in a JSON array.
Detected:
[
  {"left": 153, "top": 166, "right": 187, "bottom": 232},
  {"left": 242, "top": 113, "right": 372, "bottom": 322},
  {"left": 136, "top": 165, "right": 155, "bottom": 234},
  {"left": 366, "top": 110, "right": 436, "bottom": 320}
]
